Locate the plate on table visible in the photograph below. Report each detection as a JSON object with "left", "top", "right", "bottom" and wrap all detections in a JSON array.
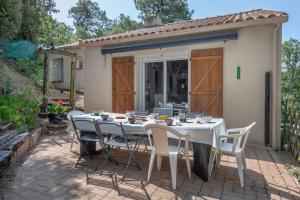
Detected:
[
  {"left": 136, "top": 116, "right": 148, "bottom": 121},
  {"left": 115, "top": 115, "right": 126, "bottom": 119}
]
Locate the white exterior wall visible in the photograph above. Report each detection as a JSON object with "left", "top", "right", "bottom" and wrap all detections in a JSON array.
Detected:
[
  {"left": 84, "top": 24, "right": 277, "bottom": 144},
  {"left": 49, "top": 49, "right": 85, "bottom": 91}
]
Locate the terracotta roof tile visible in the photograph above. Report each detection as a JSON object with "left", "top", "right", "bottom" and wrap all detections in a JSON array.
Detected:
[{"left": 79, "top": 9, "right": 287, "bottom": 45}]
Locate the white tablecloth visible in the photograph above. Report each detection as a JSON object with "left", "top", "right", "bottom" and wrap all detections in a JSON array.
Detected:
[{"left": 71, "top": 113, "right": 226, "bottom": 148}]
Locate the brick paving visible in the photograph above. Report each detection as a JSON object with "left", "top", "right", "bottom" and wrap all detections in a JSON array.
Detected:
[{"left": 0, "top": 133, "right": 299, "bottom": 200}]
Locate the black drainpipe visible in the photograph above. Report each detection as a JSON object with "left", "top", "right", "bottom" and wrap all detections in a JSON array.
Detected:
[{"left": 264, "top": 72, "right": 271, "bottom": 146}]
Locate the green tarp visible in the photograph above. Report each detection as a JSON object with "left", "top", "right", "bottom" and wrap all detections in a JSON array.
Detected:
[{"left": 0, "top": 40, "right": 36, "bottom": 59}]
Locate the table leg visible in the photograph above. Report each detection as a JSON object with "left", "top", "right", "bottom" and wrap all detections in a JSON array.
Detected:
[
  {"left": 81, "top": 131, "right": 97, "bottom": 155},
  {"left": 193, "top": 142, "right": 212, "bottom": 181}
]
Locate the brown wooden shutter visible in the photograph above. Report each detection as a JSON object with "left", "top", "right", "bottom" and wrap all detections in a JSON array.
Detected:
[
  {"left": 112, "top": 56, "right": 134, "bottom": 113},
  {"left": 190, "top": 48, "right": 223, "bottom": 117}
]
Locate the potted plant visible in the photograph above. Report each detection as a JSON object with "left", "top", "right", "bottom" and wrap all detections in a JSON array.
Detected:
[{"left": 47, "top": 100, "right": 69, "bottom": 123}]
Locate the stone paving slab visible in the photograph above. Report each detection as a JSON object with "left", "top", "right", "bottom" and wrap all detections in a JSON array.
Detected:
[{"left": 0, "top": 133, "right": 299, "bottom": 200}]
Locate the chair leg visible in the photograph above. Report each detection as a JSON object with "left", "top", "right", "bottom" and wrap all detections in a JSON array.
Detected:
[
  {"left": 208, "top": 150, "right": 216, "bottom": 180},
  {"left": 122, "top": 151, "right": 132, "bottom": 179},
  {"left": 185, "top": 151, "right": 191, "bottom": 179},
  {"left": 241, "top": 151, "right": 247, "bottom": 170},
  {"left": 75, "top": 141, "right": 85, "bottom": 168},
  {"left": 216, "top": 153, "right": 221, "bottom": 168},
  {"left": 236, "top": 154, "right": 244, "bottom": 187},
  {"left": 157, "top": 155, "right": 163, "bottom": 171},
  {"left": 169, "top": 154, "right": 178, "bottom": 190},
  {"left": 75, "top": 141, "right": 92, "bottom": 168},
  {"left": 141, "top": 137, "right": 149, "bottom": 153},
  {"left": 147, "top": 150, "right": 156, "bottom": 182},
  {"left": 70, "top": 131, "right": 76, "bottom": 152}
]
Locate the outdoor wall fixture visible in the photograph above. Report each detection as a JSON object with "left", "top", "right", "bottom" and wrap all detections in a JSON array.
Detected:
[{"left": 237, "top": 66, "right": 241, "bottom": 80}]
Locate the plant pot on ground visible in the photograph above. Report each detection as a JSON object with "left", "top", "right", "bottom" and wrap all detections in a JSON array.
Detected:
[{"left": 47, "top": 100, "right": 69, "bottom": 123}]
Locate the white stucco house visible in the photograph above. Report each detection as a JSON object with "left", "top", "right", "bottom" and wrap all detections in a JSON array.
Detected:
[
  {"left": 63, "top": 9, "right": 288, "bottom": 149},
  {"left": 48, "top": 43, "right": 85, "bottom": 91}
]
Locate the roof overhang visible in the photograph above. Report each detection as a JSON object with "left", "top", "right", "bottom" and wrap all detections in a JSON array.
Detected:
[
  {"left": 101, "top": 31, "right": 238, "bottom": 54},
  {"left": 82, "top": 15, "right": 287, "bottom": 48}
]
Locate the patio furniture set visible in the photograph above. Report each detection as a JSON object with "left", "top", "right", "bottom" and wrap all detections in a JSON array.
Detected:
[{"left": 67, "top": 110, "right": 255, "bottom": 190}]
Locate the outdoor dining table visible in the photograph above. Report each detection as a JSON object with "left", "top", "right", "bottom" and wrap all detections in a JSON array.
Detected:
[{"left": 71, "top": 113, "right": 226, "bottom": 182}]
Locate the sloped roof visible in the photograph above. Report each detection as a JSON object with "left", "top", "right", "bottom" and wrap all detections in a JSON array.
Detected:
[
  {"left": 54, "top": 42, "right": 80, "bottom": 50},
  {"left": 80, "top": 9, "right": 287, "bottom": 45}
]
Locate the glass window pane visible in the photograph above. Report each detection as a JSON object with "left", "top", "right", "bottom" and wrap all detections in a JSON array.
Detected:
[
  {"left": 167, "top": 60, "right": 188, "bottom": 104},
  {"left": 145, "top": 62, "right": 164, "bottom": 111}
]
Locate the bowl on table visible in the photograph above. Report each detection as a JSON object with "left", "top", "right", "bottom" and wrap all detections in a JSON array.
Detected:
[
  {"left": 158, "top": 115, "right": 169, "bottom": 121},
  {"left": 164, "top": 118, "right": 174, "bottom": 126},
  {"left": 91, "top": 110, "right": 102, "bottom": 116},
  {"left": 128, "top": 116, "right": 136, "bottom": 124},
  {"left": 100, "top": 114, "right": 109, "bottom": 121},
  {"left": 197, "top": 116, "right": 213, "bottom": 124}
]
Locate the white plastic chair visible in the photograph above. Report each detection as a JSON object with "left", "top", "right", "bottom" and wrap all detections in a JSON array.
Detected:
[
  {"left": 144, "top": 124, "right": 191, "bottom": 189},
  {"left": 209, "top": 122, "right": 256, "bottom": 187},
  {"left": 67, "top": 110, "right": 85, "bottom": 151}
]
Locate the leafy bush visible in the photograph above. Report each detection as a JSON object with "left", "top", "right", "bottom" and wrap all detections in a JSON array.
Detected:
[
  {"left": 0, "top": 94, "right": 39, "bottom": 132},
  {"left": 48, "top": 100, "right": 68, "bottom": 114},
  {"left": 15, "top": 57, "right": 44, "bottom": 88},
  {"left": 0, "top": 66, "right": 15, "bottom": 95}
]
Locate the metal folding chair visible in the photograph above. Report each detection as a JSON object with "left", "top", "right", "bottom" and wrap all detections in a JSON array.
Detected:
[
  {"left": 67, "top": 110, "right": 85, "bottom": 152},
  {"left": 70, "top": 116, "right": 105, "bottom": 170},
  {"left": 94, "top": 120, "right": 141, "bottom": 179},
  {"left": 153, "top": 107, "right": 173, "bottom": 116}
]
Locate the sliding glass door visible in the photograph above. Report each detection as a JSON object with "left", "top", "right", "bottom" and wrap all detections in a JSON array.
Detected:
[
  {"left": 144, "top": 59, "right": 188, "bottom": 112},
  {"left": 167, "top": 60, "right": 188, "bottom": 104},
  {"left": 144, "top": 62, "right": 164, "bottom": 111}
]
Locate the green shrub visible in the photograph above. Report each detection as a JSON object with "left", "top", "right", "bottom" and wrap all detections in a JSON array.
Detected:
[
  {"left": 15, "top": 57, "right": 44, "bottom": 88},
  {"left": 0, "top": 94, "right": 39, "bottom": 132}
]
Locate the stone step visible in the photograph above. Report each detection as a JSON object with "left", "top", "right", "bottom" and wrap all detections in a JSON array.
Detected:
[
  {"left": 0, "top": 123, "right": 13, "bottom": 133},
  {"left": 0, "top": 130, "right": 18, "bottom": 149}
]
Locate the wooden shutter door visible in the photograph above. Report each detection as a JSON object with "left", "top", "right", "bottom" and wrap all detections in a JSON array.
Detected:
[
  {"left": 190, "top": 48, "right": 223, "bottom": 117},
  {"left": 112, "top": 56, "right": 134, "bottom": 113}
]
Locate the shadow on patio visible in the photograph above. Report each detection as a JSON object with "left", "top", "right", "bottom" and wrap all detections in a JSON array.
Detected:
[{"left": 0, "top": 133, "right": 299, "bottom": 200}]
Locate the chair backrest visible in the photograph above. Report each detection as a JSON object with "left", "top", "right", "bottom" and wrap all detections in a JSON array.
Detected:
[
  {"left": 188, "top": 112, "right": 203, "bottom": 118},
  {"left": 153, "top": 107, "right": 173, "bottom": 116},
  {"left": 238, "top": 122, "right": 256, "bottom": 151},
  {"left": 134, "top": 110, "right": 148, "bottom": 116},
  {"left": 67, "top": 110, "right": 85, "bottom": 120},
  {"left": 158, "top": 102, "right": 164, "bottom": 108},
  {"left": 71, "top": 116, "right": 96, "bottom": 132},
  {"left": 95, "top": 121, "right": 125, "bottom": 137},
  {"left": 144, "top": 124, "right": 183, "bottom": 155}
]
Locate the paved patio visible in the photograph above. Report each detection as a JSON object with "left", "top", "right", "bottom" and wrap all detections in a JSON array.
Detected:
[{"left": 0, "top": 133, "right": 299, "bottom": 200}]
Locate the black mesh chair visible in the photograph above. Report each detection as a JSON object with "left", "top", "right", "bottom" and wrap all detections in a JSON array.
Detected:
[
  {"left": 94, "top": 120, "right": 141, "bottom": 179},
  {"left": 70, "top": 117, "right": 106, "bottom": 170}
]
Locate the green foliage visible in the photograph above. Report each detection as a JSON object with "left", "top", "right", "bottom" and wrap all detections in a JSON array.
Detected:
[
  {"left": 39, "top": 15, "right": 73, "bottom": 46},
  {"left": 68, "top": 0, "right": 111, "bottom": 39},
  {"left": 0, "top": 66, "right": 15, "bottom": 95},
  {"left": 281, "top": 39, "right": 300, "bottom": 107},
  {"left": 0, "top": 94, "right": 39, "bottom": 132},
  {"left": 134, "top": 0, "right": 194, "bottom": 23},
  {"left": 15, "top": 57, "right": 44, "bottom": 88},
  {"left": 0, "top": 0, "right": 22, "bottom": 42},
  {"left": 37, "top": 0, "right": 59, "bottom": 15},
  {"left": 281, "top": 39, "right": 300, "bottom": 157},
  {"left": 48, "top": 100, "right": 69, "bottom": 114},
  {"left": 17, "top": 0, "right": 41, "bottom": 42},
  {"left": 104, "top": 14, "right": 140, "bottom": 36}
]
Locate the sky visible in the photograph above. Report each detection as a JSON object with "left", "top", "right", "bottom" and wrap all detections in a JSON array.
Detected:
[{"left": 53, "top": 0, "right": 300, "bottom": 42}]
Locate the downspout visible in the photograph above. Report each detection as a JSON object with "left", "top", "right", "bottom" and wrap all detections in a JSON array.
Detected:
[{"left": 271, "top": 24, "right": 281, "bottom": 149}]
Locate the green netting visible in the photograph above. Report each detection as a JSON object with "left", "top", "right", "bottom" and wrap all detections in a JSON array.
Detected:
[{"left": 0, "top": 40, "right": 36, "bottom": 59}]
